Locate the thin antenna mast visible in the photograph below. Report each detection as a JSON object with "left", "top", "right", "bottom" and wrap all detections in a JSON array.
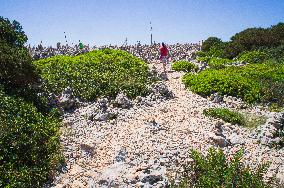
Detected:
[
  {"left": 150, "top": 21, "right": 153, "bottom": 45},
  {"left": 64, "top": 32, "right": 67, "bottom": 44}
]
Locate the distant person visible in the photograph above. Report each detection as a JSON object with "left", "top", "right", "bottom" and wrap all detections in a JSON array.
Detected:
[
  {"left": 57, "top": 42, "right": 61, "bottom": 49},
  {"left": 79, "top": 40, "right": 84, "bottom": 50},
  {"left": 159, "top": 42, "right": 169, "bottom": 73}
]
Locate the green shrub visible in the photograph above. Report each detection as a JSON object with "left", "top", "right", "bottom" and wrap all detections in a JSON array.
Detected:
[
  {"left": 0, "top": 17, "right": 39, "bottom": 86},
  {"left": 260, "top": 78, "right": 284, "bottom": 107},
  {"left": 207, "top": 46, "right": 226, "bottom": 58},
  {"left": 223, "top": 41, "right": 246, "bottom": 59},
  {"left": 34, "top": 49, "right": 155, "bottom": 101},
  {"left": 172, "top": 61, "right": 197, "bottom": 72},
  {"left": 196, "top": 56, "right": 211, "bottom": 63},
  {"left": 0, "top": 16, "right": 27, "bottom": 47},
  {"left": 271, "top": 23, "right": 284, "bottom": 43},
  {"left": 183, "top": 61, "right": 284, "bottom": 104},
  {"left": 195, "top": 51, "right": 207, "bottom": 57},
  {"left": 0, "top": 86, "right": 62, "bottom": 187},
  {"left": 264, "top": 45, "right": 284, "bottom": 60},
  {"left": 1, "top": 84, "right": 50, "bottom": 115},
  {"left": 203, "top": 108, "right": 245, "bottom": 125},
  {"left": 182, "top": 68, "right": 260, "bottom": 103},
  {"left": 201, "top": 23, "right": 284, "bottom": 59},
  {"left": 208, "top": 57, "right": 233, "bottom": 69},
  {"left": 237, "top": 51, "right": 268, "bottom": 64},
  {"left": 201, "top": 37, "right": 224, "bottom": 52},
  {"left": 175, "top": 148, "right": 270, "bottom": 188},
  {"left": 196, "top": 45, "right": 226, "bottom": 63}
]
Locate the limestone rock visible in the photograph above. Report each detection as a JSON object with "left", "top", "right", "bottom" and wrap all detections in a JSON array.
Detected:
[
  {"left": 58, "top": 87, "right": 76, "bottom": 111},
  {"left": 114, "top": 93, "right": 132, "bottom": 109}
]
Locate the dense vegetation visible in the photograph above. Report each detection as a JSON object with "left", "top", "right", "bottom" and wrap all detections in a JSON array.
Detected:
[
  {"left": 0, "top": 16, "right": 39, "bottom": 87},
  {"left": 183, "top": 60, "right": 284, "bottom": 105},
  {"left": 0, "top": 17, "right": 62, "bottom": 187},
  {"left": 207, "top": 57, "right": 232, "bottom": 69},
  {"left": 185, "top": 23, "right": 284, "bottom": 108},
  {"left": 175, "top": 148, "right": 270, "bottom": 188},
  {"left": 0, "top": 16, "right": 156, "bottom": 187},
  {"left": 171, "top": 61, "right": 197, "bottom": 72},
  {"left": 1, "top": 15, "right": 282, "bottom": 187},
  {"left": 237, "top": 51, "right": 268, "bottom": 64},
  {"left": 0, "top": 86, "right": 62, "bottom": 187},
  {"left": 34, "top": 49, "right": 155, "bottom": 101},
  {"left": 200, "top": 23, "right": 284, "bottom": 59},
  {"left": 203, "top": 108, "right": 246, "bottom": 126}
]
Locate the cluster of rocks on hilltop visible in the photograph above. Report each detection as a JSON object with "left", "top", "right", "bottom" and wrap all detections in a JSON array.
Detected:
[{"left": 52, "top": 80, "right": 174, "bottom": 120}]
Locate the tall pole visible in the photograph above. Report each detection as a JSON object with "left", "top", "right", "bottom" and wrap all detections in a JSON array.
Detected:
[
  {"left": 150, "top": 21, "right": 153, "bottom": 45},
  {"left": 64, "top": 32, "right": 67, "bottom": 44}
]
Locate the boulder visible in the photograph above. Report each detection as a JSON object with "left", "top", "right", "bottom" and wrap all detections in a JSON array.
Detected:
[
  {"left": 255, "top": 112, "right": 284, "bottom": 146},
  {"left": 209, "top": 93, "right": 223, "bottom": 103},
  {"left": 208, "top": 132, "right": 230, "bottom": 147},
  {"left": 141, "top": 175, "right": 163, "bottom": 185},
  {"left": 114, "top": 93, "right": 132, "bottom": 109},
  {"left": 58, "top": 87, "right": 76, "bottom": 111},
  {"left": 150, "top": 82, "right": 173, "bottom": 98},
  {"left": 97, "top": 98, "right": 109, "bottom": 110}
]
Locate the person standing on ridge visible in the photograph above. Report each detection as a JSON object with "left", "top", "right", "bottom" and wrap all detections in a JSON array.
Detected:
[
  {"left": 159, "top": 42, "right": 169, "bottom": 73},
  {"left": 79, "top": 40, "right": 84, "bottom": 50}
]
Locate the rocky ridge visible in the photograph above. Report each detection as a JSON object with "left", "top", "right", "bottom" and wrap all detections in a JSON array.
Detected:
[{"left": 49, "top": 62, "right": 284, "bottom": 188}]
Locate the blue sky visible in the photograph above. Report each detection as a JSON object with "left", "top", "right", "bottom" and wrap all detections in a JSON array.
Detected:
[{"left": 1, "top": 0, "right": 284, "bottom": 46}]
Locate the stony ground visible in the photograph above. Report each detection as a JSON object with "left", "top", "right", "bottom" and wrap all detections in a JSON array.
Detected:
[{"left": 50, "top": 62, "right": 284, "bottom": 188}]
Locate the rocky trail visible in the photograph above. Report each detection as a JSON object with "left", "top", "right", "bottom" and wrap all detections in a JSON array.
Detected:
[{"left": 50, "top": 62, "right": 284, "bottom": 188}]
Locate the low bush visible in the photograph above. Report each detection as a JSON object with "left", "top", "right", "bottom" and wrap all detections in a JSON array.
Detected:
[
  {"left": 196, "top": 45, "right": 226, "bottom": 63},
  {"left": 237, "top": 51, "right": 268, "bottom": 64},
  {"left": 0, "top": 86, "right": 62, "bottom": 187},
  {"left": 34, "top": 49, "right": 155, "bottom": 101},
  {"left": 183, "top": 61, "right": 284, "bottom": 105},
  {"left": 195, "top": 51, "right": 207, "bottom": 57},
  {"left": 182, "top": 68, "right": 260, "bottom": 103},
  {"left": 208, "top": 57, "right": 233, "bottom": 69},
  {"left": 171, "top": 61, "right": 197, "bottom": 72},
  {"left": 203, "top": 108, "right": 246, "bottom": 125},
  {"left": 196, "top": 56, "right": 211, "bottom": 63},
  {"left": 175, "top": 148, "right": 270, "bottom": 188},
  {"left": 203, "top": 108, "right": 242, "bottom": 125}
]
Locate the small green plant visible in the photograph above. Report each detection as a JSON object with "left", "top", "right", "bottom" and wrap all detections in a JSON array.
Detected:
[
  {"left": 203, "top": 108, "right": 246, "bottom": 125},
  {"left": 237, "top": 51, "right": 268, "bottom": 64},
  {"left": 175, "top": 148, "right": 271, "bottom": 188},
  {"left": 208, "top": 57, "right": 233, "bottom": 69},
  {"left": 171, "top": 61, "right": 197, "bottom": 72}
]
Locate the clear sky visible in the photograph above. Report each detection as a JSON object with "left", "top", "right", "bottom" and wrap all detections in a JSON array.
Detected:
[{"left": 1, "top": 0, "right": 284, "bottom": 46}]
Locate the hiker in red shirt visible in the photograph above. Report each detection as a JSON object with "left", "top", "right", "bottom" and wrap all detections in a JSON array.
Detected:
[{"left": 159, "top": 42, "right": 169, "bottom": 73}]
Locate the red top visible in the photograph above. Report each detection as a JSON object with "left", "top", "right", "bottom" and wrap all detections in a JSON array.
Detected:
[{"left": 160, "top": 46, "right": 168, "bottom": 56}]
